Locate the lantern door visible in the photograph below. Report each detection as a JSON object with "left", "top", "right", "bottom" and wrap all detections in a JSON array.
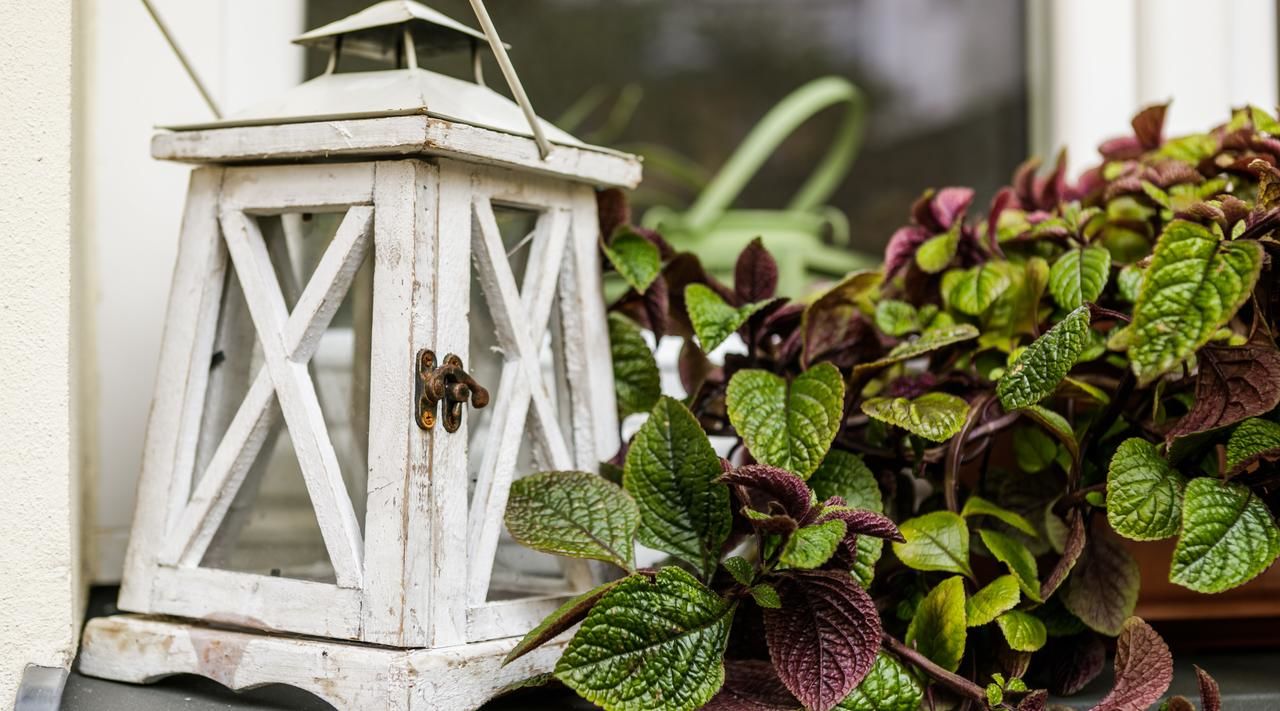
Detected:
[{"left": 429, "top": 160, "right": 619, "bottom": 645}]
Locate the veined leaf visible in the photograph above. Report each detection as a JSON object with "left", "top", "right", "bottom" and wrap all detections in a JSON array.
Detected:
[
  {"left": 608, "top": 314, "right": 661, "bottom": 418},
  {"left": 556, "top": 568, "right": 735, "bottom": 711},
  {"left": 1165, "top": 338, "right": 1280, "bottom": 442},
  {"left": 1049, "top": 246, "right": 1112, "bottom": 309},
  {"left": 836, "top": 652, "right": 923, "bottom": 711},
  {"left": 916, "top": 226, "right": 960, "bottom": 273},
  {"left": 686, "top": 283, "right": 770, "bottom": 352},
  {"left": 704, "top": 661, "right": 797, "bottom": 711},
  {"left": 893, "top": 511, "right": 973, "bottom": 578},
  {"left": 997, "top": 305, "right": 1091, "bottom": 410},
  {"left": 966, "top": 574, "right": 1021, "bottom": 627},
  {"left": 905, "top": 576, "right": 967, "bottom": 672},
  {"left": 727, "top": 364, "right": 845, "bottom": 479},
  {"left": 780, "top": 519, "right": 847, "bottom": 570},
  {"left": 1170, "top": 477, "right": 1280, "bottom": 593},
  {"left": 749, "top": 583, "right": 782, "bottom": 609},
  {"left": 624, "top": 397, "right": 731, "bottom": 578},
  {"left": 943, "top": 263, "right": 1013, "bottom": 316},
  {"left": 852, "top": 324, "right": 979, "bottom": 375},
  {"left": 1117, "top": 264, "right": 1144, "bottom": 303},
  {"left": 1020, "top": 404, "right": 1080, "bottom": 461},
  {"left": 862, "top": 392, "right": 970, "bottom": 442},
  {"left": 996, "top": 610, "right": 1047, "bottom": 652},
  {"left": 1063, "top": 533, "right": 1140, "bottom": 636},
  {"left": 1124, "top": 220, "right": 1263, "bottom": 385},
  {"left": 1013, "top": 424, "right": 1059, "bottom": 473},
  {"left": 801, "top": 271, "right": 882, "bottom": 367},
  {"left": 722, "top": 556, "right": 754, "bottom": 586},
  {"left": 506, "top": 471, "right": 639, "bottom": 570},
  {"left": 1226, "top": 417, "right": 1280, "bottom": 477},
  {"left": 1106, "top": 438, "right": 1185, "bottom": 541},
  {"left": 979, "top": 529, "right": 1042, "bottom": 602},
  {"left": 735, "top": 237, "right": 780, "bottom": 303},
  {"left": 874, "top": 299, "right": 919, "bottom": 337},
  {"left": 505, "top": 578, "right": 626, "bottom": 664},
  {"left": 1087, "top": 618, "right": 1173, "bottom": 711},
  {"left": 766, "top": 570, "right": 882, "bottom": 711},
  {"left": 604, "top": 228, "right": 662, "bottom": 293},
  {"left": 962, "top": 495, "right": 1039, "bottom": 537},
  {"left": 809, "top": 451, "right": 884, "bottom": 586}
]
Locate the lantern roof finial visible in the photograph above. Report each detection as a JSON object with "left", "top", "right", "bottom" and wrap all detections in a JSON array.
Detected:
[{"left": 294, "top": 0, "right": 506, "bottom": 63}]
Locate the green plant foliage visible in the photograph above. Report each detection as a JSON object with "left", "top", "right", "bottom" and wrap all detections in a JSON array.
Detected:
[
  {"left": 874, "top": 299, "right": 919, "bottom": 336},
  {"left": 779, "top": 519, "right": 846, "bottom": 569},
  {"left": 965, "top": 575, "right": 1021, "bottom": 627},
  {"left": 893, "top": 511, "right": 973, "bottom": 578},
  {"left": 556, "top": 568, "right": 736, "bottom": 711},
  {"left": 1170, "top": 478, "right": 1280, "bottom": 593},
  {"left": 861, "top": 392, "right": 969, "bottom": 442},
  {"left": 1122, "top": 220, "right": 1263, "bottom": 385},
  {"left": 916, "top": 226, "right": 960, "bottom": 273},
  {"left": 505, "top": 471, "right": 639, "bottom": 570},
  {"left": 905, "top": 576, "right": 967, "bottom": 672},
  {"left": 604, "top": 228, "right": 662, "bottom": 293},
  {"left": 608, "top": 313, "right": 661, "bottom": 418},
  {"left": 997, "top": 305, "right": 1091, "bottom": 410},
  {"left": 506, "top": 578, "right": 626, "bottom": 664},
  {"left": 996, "top": 610, "right": 1048, "bottom": 652},
  {"left": 962, "top": 495, "right": 1039, "bottom": 537},
  {"left": 1225, "top": 417, "right": 1280, "bottom": 476},
  {"left": 1049, "top": 245, "right": 1112, "bottom": 309},
  {"left": 623, "top": 397, "right": 730, "bottom": 578},
  {"left": 942, "top": 263, "right": 1012, "bottom": 316},
  {"left": 852, "top": 324, "right": 979, "bottom": 375},
  {"left": 836, "top": 653, "right": 923, "bottom": 711},
  {"left": 1107, "top": 438, "right": 1186, "bottom": 541},
  {"left": 726, "top": 364, "right": 844, "bottom": 479},
  {"left": 979, "top": 528, "right": 1043, "bottom": 602},
  {"left": 685, "top": 283, "right": 771, "bottom": 352},
  {"left": 809, "top": 451, "right": 884, "bottom": 586}
]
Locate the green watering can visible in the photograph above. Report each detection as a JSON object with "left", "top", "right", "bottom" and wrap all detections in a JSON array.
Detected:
[{"left": 642, "top": 76, "right": 876, "bottom": 298}]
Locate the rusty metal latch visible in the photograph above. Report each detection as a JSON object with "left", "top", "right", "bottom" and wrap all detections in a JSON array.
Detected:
[{"left": 415, "top": 349, "right": 490, "bottom": 433}]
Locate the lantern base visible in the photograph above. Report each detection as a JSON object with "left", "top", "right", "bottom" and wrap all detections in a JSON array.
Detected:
[{"left": 78, "top": 614, "right": 567, "bottom": 711}]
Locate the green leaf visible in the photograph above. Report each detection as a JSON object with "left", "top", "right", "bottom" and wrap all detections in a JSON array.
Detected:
[
  {"left": 556, "top": 568, "right": 735, "bottom": 711},
  {"left": 862, "top": 392, "right": 970, "bottom": 443},
  {"left": 1125, "top": 220, "right": 1264, "bottom": 385},
  {"left": 1226, "top": 417, "right": 1280, "bottom": 476},
  {"left": 722, "top": 556, "right": 754, "bottom": 586},
  {"left": 749, "top": 583, "right": 781, "bottom": 609},
  {"left": 623, "top": 397, "right": 731, "bottom": 578},
  {"left": 685, "top": 283, "right": 770, "bottom": 352},
  {"left": 962, "top": 495, "right": 1039, "bottom": 537},
  {"left": 996, "top": 610, "right": 1047, "bottom": 652},
  {"left": 506, "top": 471, "right": 639, "bottom": 570},
  {"left": 1107, "top": 438, "right": 1186, "bottom": 541},
  {"left": 893, "top": 511, "right": 974, "bottom": 578},
  {"left": 505, "top": 578, "right": 626, "bottom": 664},
  {"left": 608, "top": 314, "right": 660, "bottom": 418},
  {"left": 853, "top": 324, "right": 980, "bottom": 375},
  {"left": 916, "top": 226, "right": 960, "bottom": 273},
  {"left": 809, "top": 451, "right": 884, "bottom": 586},
  {"left": 1117, "top": 264, "right": 1144, "bottom": 303},
  {"left": 1170, "top": 477, "right": 1280, "bottom": 593},
  {"left": 943, "top": 263, "right": 1013, "bottom": 316},
  {"left": 875, "top": 299, "right": 919, "bottom": 337},
  {"left": 1013, "top": 424, "right": 1059, "bottom": 473},
  {"left": 905, "top": 576, "right": 967, "bottom": 672},
  {"left": 780, "top": 519, "right": 847, "bottom": 570},
  {"left": 604, "top": 229, "right": 661, "bottom": 293},
  {"left": 1020, "top": 404, "right": 1080, "bottom": 461},
  {"left": 1049, "top": 246, "right": 1112, "bottom": 309},
  {"left": 836, "top": 653, "right": 924, "bottom": 711},
  {"left": 726, "top": 364, "right": 845, "bottom": 479},
  {"left": 979, "top": 529, "right": 1042, "bottom": 602},
  {"left": 997, "top": 305, "right": 1092, "bottom": 410},
  {"left": 965, "top": 575, "right": 1021, "bottom": 627}
]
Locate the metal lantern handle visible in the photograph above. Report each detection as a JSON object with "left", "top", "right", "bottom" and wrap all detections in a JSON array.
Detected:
[{"left": 466, "top": 0, "right": 554, "bottom": 160}]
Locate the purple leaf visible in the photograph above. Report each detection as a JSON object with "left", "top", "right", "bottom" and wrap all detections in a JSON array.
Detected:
[
  {"left": 1062, "top": 529, "right": 1140, "bottom": 637},
  {"left": 721, "top": 465, "right": 815, "bottom": 521},
  {"left": 1016, "top": 690, "right": 1049, "bottom": 711},
  {"left": 1044, "top": 633, "right": 1106, "bottom": 696},
  {"left": 703, "top": 660, "right": 800, "bottom": 711},
  {"left": 1040, "top": 509, "right": 1086, "bottom": 600},
  {"left": 930, "top": 187, "right": 976, "bottom": 230},
  {"left": 613, "top": 274, "right": 670, "bottom": 339},
  {"left": 1163, "top": 697, "right": 1196, "bottom": 711},
  {"left": 736, "top": 238, "right": 780, "bottom": 304},
  {"left": 678, "top": 339, "right": 718, "bottom": 397},
  {"left": 665, "top": 253, "right": 736, "bottom": 337},
  {"left": 597, "top": 188, "right": 631, "bottom": 239},
  {"left": 1165, "top": 336, "right": 1280, "bottom": 442},
  {"left": 765, "top": 570, "right": 882, "bottom": 711},
  {"left": 1088, "top": 618, "right": 1173, "bottom": 711},
  {"left": 1196, "top": 666, "right": 1221, "bottom": 711},
  {"left": 817, "top": 507, "right": 904, "bottom": 543},
  {"left": 884, "top": 225, "right": 932, "bottom": 278},
  {"left": 1132, "top": 103, "right": 1169, "bottom": 150},
  {"left": 800, "top": 272, "right": 881, "bottom": 368}
]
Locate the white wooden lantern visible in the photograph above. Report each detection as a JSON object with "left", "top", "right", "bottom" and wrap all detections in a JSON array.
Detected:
[{"left": 78, "top": 3, "right": 640, "bottom": 708}]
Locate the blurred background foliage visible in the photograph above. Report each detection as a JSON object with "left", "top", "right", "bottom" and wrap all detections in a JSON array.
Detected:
[{"left": 306, "top": 0, "right": 1029, "bottom": 256}]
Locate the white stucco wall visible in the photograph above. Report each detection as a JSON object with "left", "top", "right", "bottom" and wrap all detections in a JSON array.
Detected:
[{"left": 0, "top": 0, "right": 81, "bottom": 702}]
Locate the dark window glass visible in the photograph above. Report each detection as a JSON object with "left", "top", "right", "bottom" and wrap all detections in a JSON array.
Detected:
[{"left": 306, "top": 0, "right": 1028, "bottom": 254}]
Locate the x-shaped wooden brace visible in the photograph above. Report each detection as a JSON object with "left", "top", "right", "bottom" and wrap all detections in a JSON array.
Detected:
[
  {"left": 160, "top": 207, "right": 373, "bottom": 588},
  {"left": 465, "top": 199, "right": 578, "bottom": 602}
]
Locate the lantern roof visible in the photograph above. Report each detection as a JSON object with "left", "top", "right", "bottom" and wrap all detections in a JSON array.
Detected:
[{"left": 160, "top": 0, "right": 580, "bottom": 148}]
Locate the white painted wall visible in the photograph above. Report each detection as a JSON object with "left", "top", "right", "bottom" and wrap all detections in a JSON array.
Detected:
[
  {"left": 1030, "top": 0, "right": 1278, "bottom": 175},
  {"left": 0, "top": 0, "right": 80, "bottom": 701},
  {"left": 80, "top": 0, "right": 305, "bottom": 582}
]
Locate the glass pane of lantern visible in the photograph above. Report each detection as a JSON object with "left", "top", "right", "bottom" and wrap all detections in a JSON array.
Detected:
[
  {"left": 192, "top": 211, "right": 373, "bottom": 582},
  {"left": 466, "top": 204, "right": 579, "bottom": 602}
]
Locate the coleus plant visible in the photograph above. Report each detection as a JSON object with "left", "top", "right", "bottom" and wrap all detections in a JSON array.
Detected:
[{"left": 498, "top": 103, "right": 1280, "bottom": 710}]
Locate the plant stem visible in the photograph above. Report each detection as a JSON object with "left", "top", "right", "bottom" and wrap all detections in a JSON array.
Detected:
[
  {"left": 882, "top": 633, "right": 987, "bottom": 703},
  {"left": 945, "top": 394, "right": 992, "bottom": 511}
]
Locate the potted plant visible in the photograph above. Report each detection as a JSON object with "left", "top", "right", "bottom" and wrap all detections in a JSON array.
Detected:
[{"left": 496, "top": 104, "right": 1280, "bottom": 710}]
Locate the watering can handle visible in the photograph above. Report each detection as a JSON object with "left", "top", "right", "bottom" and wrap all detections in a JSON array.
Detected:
[
  {"left": 466, "top": 0, "right": 554, "bottom": 159},
  {"left": 682, "top": 77, "right": 866, "bottom": 232}
]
